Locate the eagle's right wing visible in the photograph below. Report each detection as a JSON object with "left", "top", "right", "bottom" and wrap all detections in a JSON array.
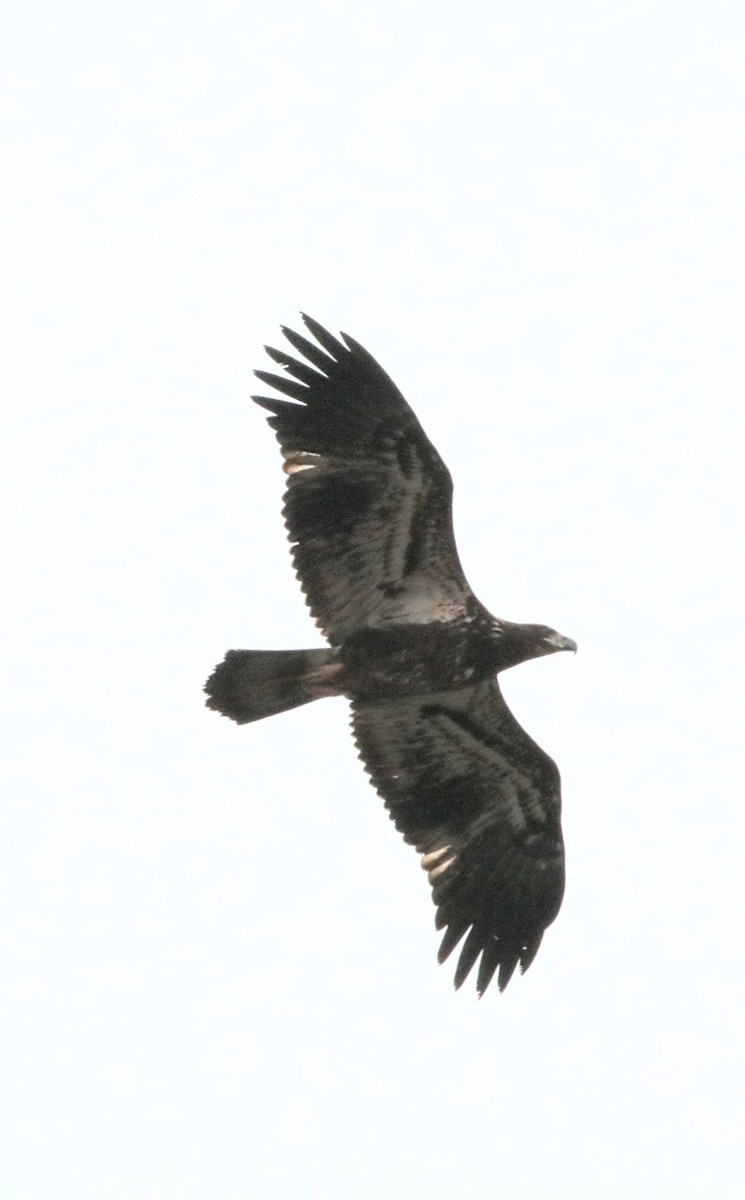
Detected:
[
  {"left": 252, "top": 316, "right": 474, "bottom": 644},
  {"left": 351, "top": 678, "right": 565, "bottom": 995}
]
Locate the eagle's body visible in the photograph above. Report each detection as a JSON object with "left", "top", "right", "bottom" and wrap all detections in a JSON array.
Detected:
[{"left": 206, "top": 316, "right": 575, "bottom": 995}]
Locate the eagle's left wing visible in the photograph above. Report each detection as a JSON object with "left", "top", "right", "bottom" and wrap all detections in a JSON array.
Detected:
[
  {"left": 352, "top": 679, "right": 565, "bottom": 994},
  {"left": 252, "top": 316, "right": 474, "bottom": 644}
]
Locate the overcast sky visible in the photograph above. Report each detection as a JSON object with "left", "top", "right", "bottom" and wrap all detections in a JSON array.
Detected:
[{"left": 3, "top": 2, "right": 744, "bottom": 1197}]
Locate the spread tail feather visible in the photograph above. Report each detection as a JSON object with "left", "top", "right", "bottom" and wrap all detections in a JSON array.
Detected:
[{"left": 204, "top": 648, "right": 344, "bottom": 724}]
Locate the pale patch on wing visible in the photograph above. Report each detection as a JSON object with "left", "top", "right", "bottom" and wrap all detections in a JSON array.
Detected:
[
  {"left": 283, "top": 450, "right": 326, "bottom": 475},
  {"left": 420, "top": 844, "right": 452, "bottom": 867},
  {"left": 369, "top": 573, "right": 470, "bottom": 627},
  {"left": 420, "top": 842, "right": 458, "bottom": 884},
  {"left": 428, "top": 854, "right": 458, "bottom": 881}
]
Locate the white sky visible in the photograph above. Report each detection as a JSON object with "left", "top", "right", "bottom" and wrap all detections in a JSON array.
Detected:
[{"left": 3, "top": 2, "right": 744, "bottom": 1197}]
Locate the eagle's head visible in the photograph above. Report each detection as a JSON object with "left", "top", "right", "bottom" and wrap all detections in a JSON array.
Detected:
[{"left": 495, "top": 622, "right": 577, "bottom": 672}]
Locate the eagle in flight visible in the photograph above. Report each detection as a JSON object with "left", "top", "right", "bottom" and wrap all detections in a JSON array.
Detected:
[{"left": 205, "top": 316, "right": 575, "bottom": 995}]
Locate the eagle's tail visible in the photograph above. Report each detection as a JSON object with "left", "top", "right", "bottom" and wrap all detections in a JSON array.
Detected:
[{"left": 204, "top": 648, "right": 344, "bottom": 725}]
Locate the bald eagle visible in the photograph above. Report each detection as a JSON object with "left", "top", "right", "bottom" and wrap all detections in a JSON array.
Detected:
[{"left": 205, "top": 316, "right": 575, "bottom": 995}]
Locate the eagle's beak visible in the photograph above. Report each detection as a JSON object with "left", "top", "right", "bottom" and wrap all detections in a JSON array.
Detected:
[{"left": 544, "top": 632, "right": 577, "bottom": 654}]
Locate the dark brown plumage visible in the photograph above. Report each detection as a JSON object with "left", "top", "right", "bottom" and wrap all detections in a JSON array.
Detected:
[{"left": 205, "top": 316, "right": 575, "bottom": 995}]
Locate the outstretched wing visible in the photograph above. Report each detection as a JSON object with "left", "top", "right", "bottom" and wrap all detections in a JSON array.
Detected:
[
  {"left": 352, "top": 679, "right": 565, "bottom": 995},
  {"left": 252, "top": 316, "right": 473, "bottom": 644}
]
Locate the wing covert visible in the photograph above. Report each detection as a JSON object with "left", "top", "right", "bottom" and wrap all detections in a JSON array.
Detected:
[
  {"left": 252, "top": 316, "right": 473, "bottom": 643},
  {"left": 351, "top": 679, "right": 565, "bottom": 994}
]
